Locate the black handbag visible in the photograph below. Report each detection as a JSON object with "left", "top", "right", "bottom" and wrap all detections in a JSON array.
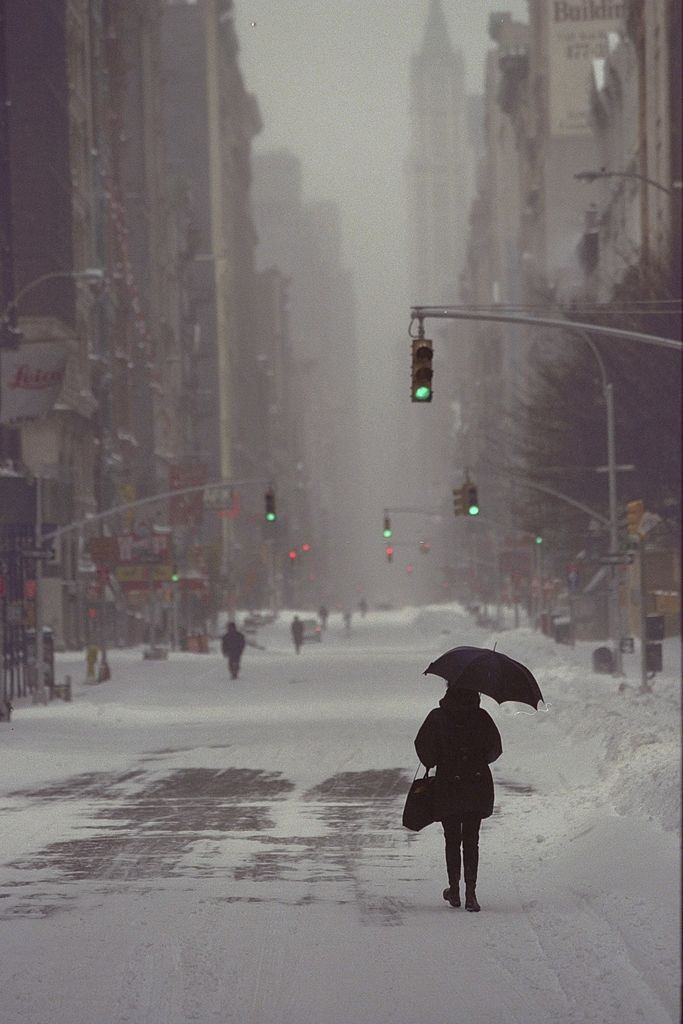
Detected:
[{"left": 402, "top": 765, "right": 437, "bottom": 831}]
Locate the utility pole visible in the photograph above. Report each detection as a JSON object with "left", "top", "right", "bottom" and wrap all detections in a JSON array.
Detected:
[
  {"left": 638, "top": 540, "right": 650, "bottom": 694},
  {"left": 32, "top": 476, "right": 47, "bottom": 704}
]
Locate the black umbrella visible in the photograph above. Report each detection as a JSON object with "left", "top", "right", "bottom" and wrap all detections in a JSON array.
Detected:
[{"left": 424, "top": 645, "right": 544, "bottom": 709}]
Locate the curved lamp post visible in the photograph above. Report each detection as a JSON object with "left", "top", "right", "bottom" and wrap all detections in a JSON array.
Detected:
[
  {"left": 1, "top": 267, "right": 104, "bottom": 348},
  {"left": 575, "top": 168, "right": 682, "bottom": 198},
  {"left": 0, "top": 267, "right": 103, "bottom": 703}
]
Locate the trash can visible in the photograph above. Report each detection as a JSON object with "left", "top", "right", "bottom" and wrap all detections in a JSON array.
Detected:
[{"left": 592, "top": 646, "right": 614, "bottom": 674}]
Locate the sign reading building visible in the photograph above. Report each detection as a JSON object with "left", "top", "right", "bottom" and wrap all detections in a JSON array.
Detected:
[{"left": 547, "top": 1, "right": 625, "bottom": 136}]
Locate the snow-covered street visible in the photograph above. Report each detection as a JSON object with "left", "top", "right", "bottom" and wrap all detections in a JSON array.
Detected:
[{"left": 0, "top": 606, "right": 679, "bottom": 1024}]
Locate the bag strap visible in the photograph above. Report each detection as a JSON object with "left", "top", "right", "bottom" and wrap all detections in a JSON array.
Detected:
[{"left": 413, "top": 762, "right": 432, "bottom": 781}]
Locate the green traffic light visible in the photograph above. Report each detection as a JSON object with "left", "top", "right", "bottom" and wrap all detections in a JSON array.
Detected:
[
  {"left": 535, "top": 535, "right": 543, "bottom": 544},
  {"left": 266, "top": 512, "right": 276, "bottom": 522},
  {"left": 383, "top": 528, "right": 392, "bottom": 538},
  {"left": 414, "top": 385, "right": 432, "bottom": 401},
  {"left": 467, "top": 504, "right": 479, "bottom": 516}
]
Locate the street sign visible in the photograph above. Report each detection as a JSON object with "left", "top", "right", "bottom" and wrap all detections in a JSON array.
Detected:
[{"left": 598, "top": 553, "right": 634, "bottom": 565}]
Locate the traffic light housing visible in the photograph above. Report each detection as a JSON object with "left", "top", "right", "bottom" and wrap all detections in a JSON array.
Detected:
[
  {"left": 466, "top": 485, "right": 479, "bottom": 516},
  {"left": 626, "top": 499, "right": 644, "bottom": 536},
  {"left": 264, "top": 488, "right": 276, "bottom": 522},
  {"left": 411, "top": 337, "right": 433, "bottom": 402},
  {"left": 383, "top": 515, "right": 393, "bottom": 539},
  {"left": 453, "top": 487, "right": 465, "bottom": 516},
  {"left": 385, "top": 545, "right": 394, "bottom": 563}
]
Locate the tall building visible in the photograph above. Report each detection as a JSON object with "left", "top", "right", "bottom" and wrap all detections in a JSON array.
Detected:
[
  {"left": 252, "top": 150, "right": 362, "bottom": 607},
  {"left": 161, "top": 0, "right": 262, "bottom": 612},
  {"left": 406, "top": 0, "right": 469, "bottom": 302},
  {"left": 400, "top": 0, "right": 473, "bottom": 603}
]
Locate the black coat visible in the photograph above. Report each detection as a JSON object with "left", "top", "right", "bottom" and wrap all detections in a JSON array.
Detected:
[
  {"left": 414, "top": 692, "right": 502, "bottom": 820},
  {"left": 221, "top": 629, "right": 245, "bottom": 657}
]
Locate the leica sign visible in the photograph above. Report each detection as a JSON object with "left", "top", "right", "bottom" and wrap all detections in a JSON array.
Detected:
[{"left": 0, "top": 342, "right": 67, "bottom": 423}]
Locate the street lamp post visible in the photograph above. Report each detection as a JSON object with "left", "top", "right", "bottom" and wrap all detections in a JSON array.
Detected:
[
  {"left": 1, "top": 268, "right": 104, "bottom": 696},
  {"left": 574, "top": 168, "right": 682, "bottom": 198},
  {"left": 409, "top": 306, "right": 682, "bottom": 676},
  {"left": 1, "top": 268, "right": 105, "bottom": 347}
]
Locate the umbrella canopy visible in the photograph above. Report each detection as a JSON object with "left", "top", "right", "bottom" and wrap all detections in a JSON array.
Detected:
[{"left": 424, "top": 645, "right": 544, "bottom": 709}]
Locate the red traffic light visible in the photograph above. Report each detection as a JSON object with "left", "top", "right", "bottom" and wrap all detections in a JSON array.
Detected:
[
  {"left": 301, "top": 542, "right": 311, "bottom": 553},
  {"left": 385, "top": 545, "right": 394, "bottom": 563},
  {"left": 288, "top": 549, "right": 297, "bottom": 561},
  {"left": 406, "top": 564, "right": 414, "bottom": 574}
]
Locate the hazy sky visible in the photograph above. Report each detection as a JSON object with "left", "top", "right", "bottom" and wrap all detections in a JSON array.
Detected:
[
  {"left": 233, "top": 0, "right": 526, "bottom": 592},
  {"left": 235, "top": 1, "right": 525, "bottom": 225}
]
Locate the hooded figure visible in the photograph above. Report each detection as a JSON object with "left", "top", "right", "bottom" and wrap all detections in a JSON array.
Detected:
[
  {"left": 221, "top": 622, "right": 246, "bottom": 679},
  {"left": 414, "top": 682, "right": 502, "bottom": 912}
]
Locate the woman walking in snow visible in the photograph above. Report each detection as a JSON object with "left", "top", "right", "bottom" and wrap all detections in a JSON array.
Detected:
[{"left": 414, "top": 682, "right": 502, "bottom": 912}]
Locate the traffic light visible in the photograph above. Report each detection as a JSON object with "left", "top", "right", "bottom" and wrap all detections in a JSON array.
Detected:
[
  {"left": 626, "top": 499, "right": 644, "bottom": 536},
  {"left": 466, "top": 485, "right": 479, "bottom": 516},
  {"left": 453, "top": 487, "right": 465, "bottom": 516},
  {"left": 411, "top": 337, "right": 433, "bottom": 402},
  {"left": 264, "top": 488, "right": 276, "bottom": 522},
  {"left": 171, "top": 565, "right": 179, "bottom": 582},
  {"left": 385, "top": 545, "right": 394, "bottom": 563},
  {"left": 288, "top": 548, "right": 297, "bottom": 561},
  {"left": 301, "top": 542, "right": 311, "bottom": 553},
  {"left": 535, "top": 535, "right": 543, "bottom": 545},
  {"left": 383, "top": 515, "right": 393, "bottom": 539}
]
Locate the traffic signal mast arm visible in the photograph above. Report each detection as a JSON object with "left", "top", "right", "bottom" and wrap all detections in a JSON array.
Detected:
[
  {"left": 410, "top": 307, "right": 683, "bottom": 352},
  {"left": 41, "top": 477, "right": 276, "bottom": 543}
]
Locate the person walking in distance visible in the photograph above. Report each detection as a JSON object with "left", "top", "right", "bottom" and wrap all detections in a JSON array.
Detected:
[
  {"left": 318, "top": 605, "right": 329, "bottom": 630},
  {"left": 221, "top": 621, "right": 246, "bottom": 679},
  {"left": 414, "top": 682, "right": 502, "bottom": 911},
  {"left": 291, "top": 615, "right": 304, "bottom": 653}
]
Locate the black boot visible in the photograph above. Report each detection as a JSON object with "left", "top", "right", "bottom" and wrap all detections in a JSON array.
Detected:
[
  {"left": 465, "top": 886, "right": 480, "bottom": 912},
  {"left": 442, "top": 884, "right": 461, "bottom": 908}
]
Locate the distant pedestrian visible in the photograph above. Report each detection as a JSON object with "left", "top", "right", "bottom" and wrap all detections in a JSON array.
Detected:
[
  {"left": 318, "top": 605, "right": 329, "bottom": 630},
  {"left": 221, "top": 621, "right": 246, "bottom": 679},
  {"left": 414, "top": 684, "right": 502, "bottom": 912},
  {"left": 342, "top": 610, "right": 352, "bottom": 633},
  {"left": 291, "top": 615, "right": 304, "bottom": 653},
  {"left": 358, "top": 598, "right": 368, "bottom": 618}
]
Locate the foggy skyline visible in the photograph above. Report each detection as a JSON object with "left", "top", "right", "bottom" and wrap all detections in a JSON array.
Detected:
[{"left": 234, "top": 0, "right": 526, "bottom": 592}]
